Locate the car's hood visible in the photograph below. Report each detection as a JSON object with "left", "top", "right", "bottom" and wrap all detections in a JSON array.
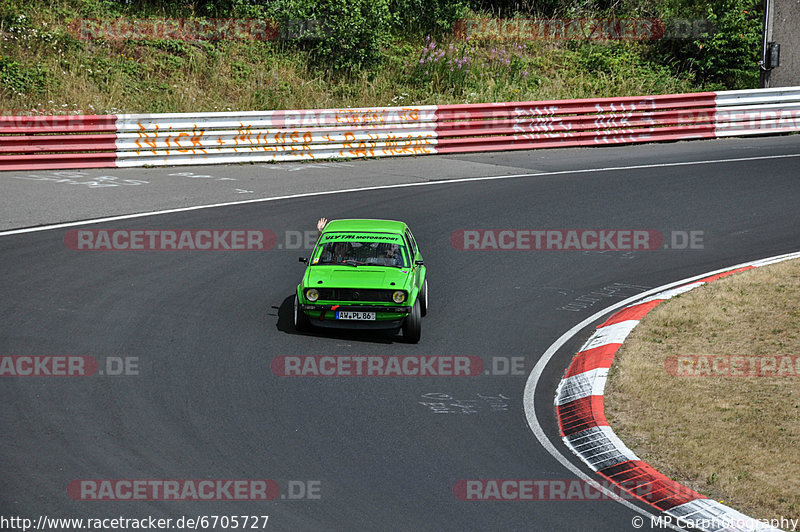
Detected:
[{"left": 305, "top": 266, "right": 412, "bottom": 290}]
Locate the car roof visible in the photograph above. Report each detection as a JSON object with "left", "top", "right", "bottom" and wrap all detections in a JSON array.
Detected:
[{"left": 322, "top": 219, "right": 407, "bottom": 235}]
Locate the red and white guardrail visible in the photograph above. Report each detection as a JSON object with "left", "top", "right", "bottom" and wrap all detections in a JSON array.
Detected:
[{"left": 1, "top": 87, "right": 799, "bottom": 171}]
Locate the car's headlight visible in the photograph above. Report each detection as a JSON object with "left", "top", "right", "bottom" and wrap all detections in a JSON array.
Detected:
[
  {"left": 392, "top": 291, "right": 406, "bottom": 303},
  {"left": 306, "top": 288, "right": 319, "bottom": 302}
]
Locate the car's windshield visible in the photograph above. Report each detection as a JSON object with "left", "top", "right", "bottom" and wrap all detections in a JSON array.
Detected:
[{"left": 313, "top": 233, "right": 406, "bottom": 267}]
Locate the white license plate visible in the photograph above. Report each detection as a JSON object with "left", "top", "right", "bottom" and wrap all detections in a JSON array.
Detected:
[{"left": 336, "top": 311, "right": 376, "bottom": 320}]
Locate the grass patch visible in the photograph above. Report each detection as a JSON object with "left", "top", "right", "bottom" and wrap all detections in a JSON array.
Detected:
[
  {"left": 605, "top": 259, "right": 800, "bottom": 520},
  {"left": 0, "top": 2, "right": 706, "bottom": 114}
]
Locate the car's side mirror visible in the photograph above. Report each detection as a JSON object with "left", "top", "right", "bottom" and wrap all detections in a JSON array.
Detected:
[
  {"left": 299, "top": 257, "right": 308, "bottom": 263},
  {"left": 415, "top": 260, "right": 424, "bottom": 266}
]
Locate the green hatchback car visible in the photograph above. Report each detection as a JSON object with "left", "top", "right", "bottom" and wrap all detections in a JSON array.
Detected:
[{"left": 294, "top": 219, "right": 427, "bottom": 343}]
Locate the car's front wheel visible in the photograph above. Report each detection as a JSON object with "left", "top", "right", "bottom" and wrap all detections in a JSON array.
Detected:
[
  {"left": 402, "top": 298, "right": 422, "bottom": 343},
  {"left": 294, "top": 293, "right": 310, "bottom": 332}
]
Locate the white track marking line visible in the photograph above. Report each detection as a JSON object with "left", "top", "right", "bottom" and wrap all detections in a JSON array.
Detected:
[
  {"left": 1, "top": 152, "right": 799, "bottom": 237},
  {"left": 523, "top": 251, "right": 800, "bottom": 529}
]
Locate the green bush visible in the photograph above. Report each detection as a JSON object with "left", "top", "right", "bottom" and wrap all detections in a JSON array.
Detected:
[
  {"left": 264, "top": 0, "right": 391, "bottom": 72},
  {"left": 388, "top": 0, "right": 469, "bottom": 34},
  {"left": 0, "top": 57, "right": 49, "bottom": 96},
  {"left": 691, "top": 0, "right": 761, "bottom": 88},
  {"left": 650, "top": 0, "right": 762, "bottom": 89},
  {"left": 577, "top": 44, "right": 641, "bottom": 74}
]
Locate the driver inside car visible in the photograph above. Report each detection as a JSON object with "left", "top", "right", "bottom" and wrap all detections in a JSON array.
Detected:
[
  {"left": 323, "top": 241, "right": 353, "bottom": 263},
  {"left": 383, "top": 243, "right": 404, "bottom": 266}
]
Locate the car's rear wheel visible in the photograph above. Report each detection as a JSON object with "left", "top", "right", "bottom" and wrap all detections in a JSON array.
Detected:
[
  {"left": 402, "top": 298, "right": 421, "bottom": 343},
  {"left": 294, "top": 293, "right": 310, "bottom": 332},
  {"left": 419, "top": 279, "right": 428, "bottom": 317}
]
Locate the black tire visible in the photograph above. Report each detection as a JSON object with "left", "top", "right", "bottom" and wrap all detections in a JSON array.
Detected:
[
  {"left": 294, "top": 293, "right": 310, "bottom": 332},
  {"left": 419, "top": 279, "right": 428, "bottom": 317},
  {"left": 402, "top": 298, "right": 422, "bottom": 343}
]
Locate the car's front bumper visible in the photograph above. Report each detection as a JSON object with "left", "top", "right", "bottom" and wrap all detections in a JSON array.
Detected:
[
  {"left": 300, "top": 304, "right": 411, "bottom": 313},
  {"left": 300, "top": 303, "right": 411, "bottom": 330}
]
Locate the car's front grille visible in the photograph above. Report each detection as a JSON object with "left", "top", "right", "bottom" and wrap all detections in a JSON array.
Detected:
[{"left": 317, "top": 288, "right": 395, "bottom": 302}]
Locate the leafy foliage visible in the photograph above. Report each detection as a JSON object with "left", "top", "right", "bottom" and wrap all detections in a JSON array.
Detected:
[
  {"left": 649, "top": 0, "right": 762, "bottom": 89},
  {"left": 0, "top": 57, "right": 50, "bottom": 96},
  {"left": 388, "top": 0, "right": 470, "bottom": 34},
  {"left": 690, "top": 0, "right": 761, "bottom": 88},
  {"left": 262, "top": 0, "right": 392, "bottom": 71},
  {"left": 0, "top": 0, "right": 765, "bottom": 112}
]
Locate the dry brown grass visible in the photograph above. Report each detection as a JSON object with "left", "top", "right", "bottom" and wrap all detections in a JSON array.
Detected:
[{"left": 605, "top": 259, "right": 800, "bottom": 521}]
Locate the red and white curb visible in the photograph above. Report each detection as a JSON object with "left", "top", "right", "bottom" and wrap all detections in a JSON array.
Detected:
[{"left": 554, "top": 253, "right": 800, "bottom": 531}]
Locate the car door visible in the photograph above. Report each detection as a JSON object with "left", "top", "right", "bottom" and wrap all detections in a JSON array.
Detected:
[{"left": 404, "top": 228, "right": 424, "bottom": 297}]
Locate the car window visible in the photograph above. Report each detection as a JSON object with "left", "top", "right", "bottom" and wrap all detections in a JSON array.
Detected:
[
  {"left": 312, "top": 235, "right": 406, "bottom": 267},
  {"left": 405, "top": 229, "right": 418, "bottom": 258}
]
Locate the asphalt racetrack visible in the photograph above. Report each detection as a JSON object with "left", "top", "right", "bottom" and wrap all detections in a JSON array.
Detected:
[{"left": 1, "top": 136, "right": 799, "bottom": 531}]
